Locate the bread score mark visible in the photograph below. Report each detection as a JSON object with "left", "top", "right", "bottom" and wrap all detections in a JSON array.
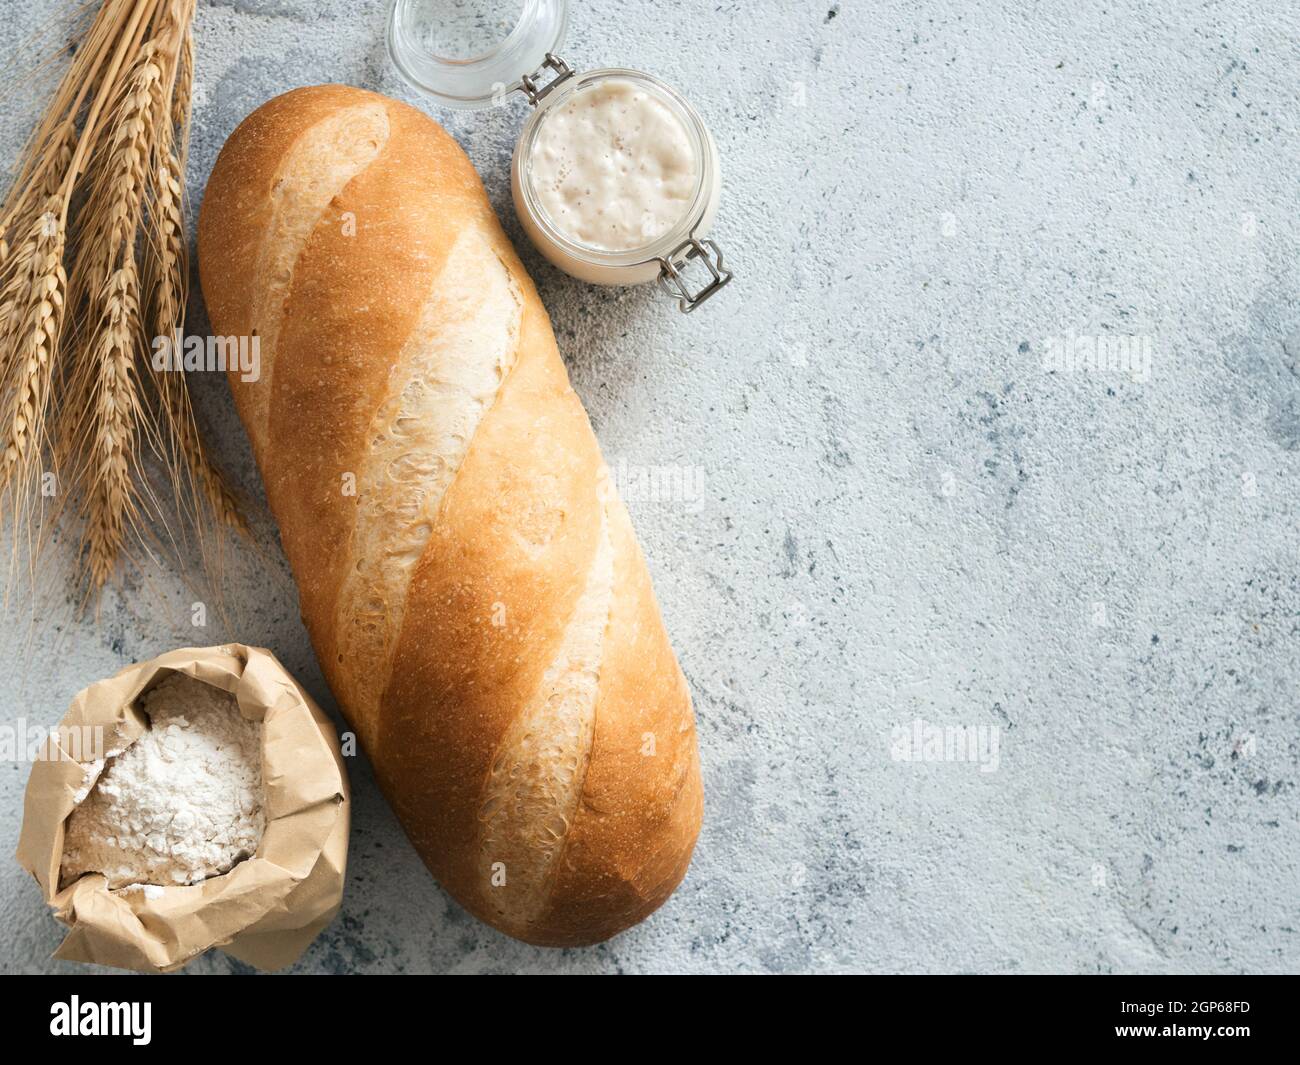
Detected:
[
  {"left": 334, "top": 229, "right": 524, "bottom": 743},
  {"left": 247, "top": 102, "right": 390, "bottom": 449},
  {"left": 477, "top": 505, "right": 616, "bottom": 930}
]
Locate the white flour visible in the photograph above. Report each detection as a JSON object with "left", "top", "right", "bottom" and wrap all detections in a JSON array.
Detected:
[{"left": 61, "top": 673, "right": 265, "bottom": 889}]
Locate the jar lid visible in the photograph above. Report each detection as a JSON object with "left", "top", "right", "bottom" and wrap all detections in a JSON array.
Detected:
[{"left": 387, "top": 0, "right": 571, "bottom": 110}]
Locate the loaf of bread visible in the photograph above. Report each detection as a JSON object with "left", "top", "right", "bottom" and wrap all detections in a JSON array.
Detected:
[{"left": 198, "top": 85, "right": 702, "bottom": 946}]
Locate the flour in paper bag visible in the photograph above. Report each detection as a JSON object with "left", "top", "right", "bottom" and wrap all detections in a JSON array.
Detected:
[{"left": 61, "top": 673, "right": 265, "bottom": 888}]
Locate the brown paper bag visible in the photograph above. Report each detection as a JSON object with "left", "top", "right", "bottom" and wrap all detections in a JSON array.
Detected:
[{"left": 15, "top": 644, "right": 350, "bottom": 973}]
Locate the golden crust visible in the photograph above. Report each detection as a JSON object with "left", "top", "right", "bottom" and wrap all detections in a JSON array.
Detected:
[{"left": 198, "top": 85, "right": 702, "bottom": 946}]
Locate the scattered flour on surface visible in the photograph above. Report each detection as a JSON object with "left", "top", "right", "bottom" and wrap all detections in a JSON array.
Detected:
[{"left": 61, "top": 673, "right": 265, "bottom": 889}]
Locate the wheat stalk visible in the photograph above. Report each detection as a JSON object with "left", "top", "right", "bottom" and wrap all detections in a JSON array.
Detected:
[
  {"left": 140, "top": 2, "right": 243, "bottom": 535},
  {"left": 61, "top": 40, "right": 160, "bottom": 585},
  {"left": 71, "top": 42, "right": 159, "bottom": 311},
  {"left": 0, "top": 0, "right": 242, "bottom": 595},
  {"left": 170, "top": 5, "right": 192, "bottom": 142}
]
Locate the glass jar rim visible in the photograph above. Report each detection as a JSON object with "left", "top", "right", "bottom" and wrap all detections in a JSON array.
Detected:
[
  {"left": 516, "top": 69, "right": 715, "bottom": 267},
  {"left": 387, "top": 0, "right": 571, "bottom": 109}
]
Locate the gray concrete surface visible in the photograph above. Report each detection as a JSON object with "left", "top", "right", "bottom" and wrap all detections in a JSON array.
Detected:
[{"left": 2, "top": 0, "right": 1298, "bottom": 974}]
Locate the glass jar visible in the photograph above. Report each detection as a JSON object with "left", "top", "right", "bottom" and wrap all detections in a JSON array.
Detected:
[{"left": 386, "top": 0, "right": 732, "bottom": 311}]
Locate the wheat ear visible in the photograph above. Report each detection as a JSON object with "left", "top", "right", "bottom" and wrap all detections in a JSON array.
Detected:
[
  {"left": 145, "top": 3, "right": 245, "bottom": 533},
  {"left": 0, "top": 199, "right": 67, "bottom": 502},
  {"left": 147, "top": 154, "right": 246, "bottom": 532},
  {"left": 84, "top": 265, "right": 143, "bottom": 587},
  {"left": 66, "top": 43, "right": 160, "bottom": 584}
]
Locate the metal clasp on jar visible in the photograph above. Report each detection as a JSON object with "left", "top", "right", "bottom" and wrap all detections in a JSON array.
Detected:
[
  {"left": 657, "top": 237, "right": 732, "bottom": 313},
  {"left": 519, "top": 54, "right": 574, "bottom": 106}
]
